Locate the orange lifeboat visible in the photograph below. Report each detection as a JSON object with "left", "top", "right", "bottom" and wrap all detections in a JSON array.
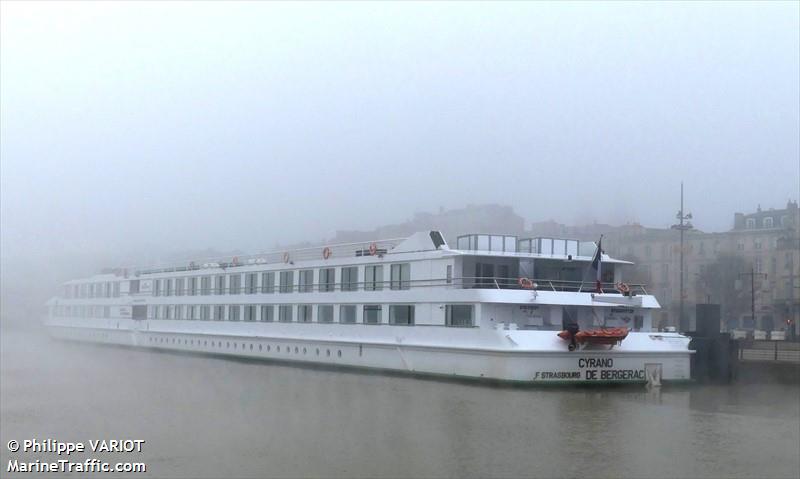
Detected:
[{"left": 558, "top": 327, "right": 629, "bottom": 345}]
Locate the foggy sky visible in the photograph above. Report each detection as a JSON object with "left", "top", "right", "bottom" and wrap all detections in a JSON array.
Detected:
[{"left": 2, "top": 1, "right": 798, "bottom": 263}]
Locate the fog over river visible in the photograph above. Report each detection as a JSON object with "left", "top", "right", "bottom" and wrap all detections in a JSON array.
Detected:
[{"left": 1, "top": 327, "right": 798, "bottom": 479}]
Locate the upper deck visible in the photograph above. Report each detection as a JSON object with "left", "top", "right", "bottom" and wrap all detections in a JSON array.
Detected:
[{"left": 53, "top": 231, "right": 645, "bottom": 300}]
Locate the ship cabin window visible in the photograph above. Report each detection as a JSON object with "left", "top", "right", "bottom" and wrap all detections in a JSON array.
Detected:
[
  {"left": 153, "top": 280, "right": 161, "bottom": 297},
  {"left": 340, "top": 305, "right": 356, "bottom": 323},
  {"left": 260, "top": 305, "right": 274, "bottom": 322},
  {"left": 113, "top": 282, "right": 120, "bottom": 297},
  {"left": 175, "top": 278, "right": 184, "bottom": 296},
  {"left": 244, "top": 305, "right": 256, "bottom": 321},
  {"left": 215, "top": 275, "right": 225, "bottom": 295},
  {"left": 105, "top": 282, "right": 112, "bottom": 298},
  {"left": 279, "top": 271, "right": 294, "bottom": 293},
  {"left": 389, "top": 305, "right": 414, "bottom": 325},
  {"left": 446, "top": 265, "right": 453, "bottom": 284},
  {"left": 132, "top": 305, "right": 147, "bottom": 320},
  {"left": 261, "top": 272, "right": 275, "bottom": 294},
  {"left": 201, "top": 305, "right": 210, "bottom": 321},
  {"left": 165, "top": 279, "right": 173, "bottom": 296},
  {"left": 319, "top": 268, "right": 335, "bottom": 292},
  {"left": 103, "top": 306, "right": 110, "bottom": 318},
  {"left": 298, "top": 304, "right": 312, "bottom": 322},
  {"left": 279, "top": 305, "right": 293, "bottom": 322},
  {"left": 341, "top": 267, "right": 358, "bottom": 291},
  {"left": 166, "top": 306, "right": 173, "bottom": 320},
  {"left": 318, "top": 305, "right": 334, "bottom": 323},
  {"left": 201, "top": 276, "right": 211, "bottom": 295},
  {"left": 299, "top": 270, "right": 314, "bottom": 293},
  {"left": 363, "top": 305, "right": 382, "bottom": 324},
  {"left": 176, "top": 305, "right": 184, "bottom": 319},
  {"left": 229, "top": 274, "right": 242, "bottom": 294},
  {"left": 446, "top": 305, "right": 474, "bottom": 327},
  {"left": 390, "top": 263, "right": 411, "bottom": 290},
  {"left": 472, "top": 262, "right": 511, "bottom": 288},
  {"left": 229, "top": 305, "right": 240, "bottom": 321},
  {"left": 365, "top": 265, "right": 383, "bottom": 291},
  {"left": 188, "top": 277, "right": 197, "bottom": 296},
  {"left": 214, "top": 305, "right": 225, "bottom": 321},
  {"left": 245, "top": 273, "right": 257, "bottom": 294},
  {"left": 129, "top": 280, "right": 140, "bottom": 294},
  {"left": 187, "top": 305, "right": 196, "bottom": 320}
]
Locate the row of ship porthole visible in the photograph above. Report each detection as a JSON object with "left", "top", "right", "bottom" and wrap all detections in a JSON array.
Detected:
[{"left": 146, "top": 335, "right": 343, "bottom": 358}]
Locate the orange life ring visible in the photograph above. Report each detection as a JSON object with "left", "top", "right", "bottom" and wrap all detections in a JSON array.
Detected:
[
  {"left": 518, "top": 277, "right": 534, "bottom": 289},
  {"left": 322, "top": 247, "right": 332, "bottom": 260},
  {"left": 615, "top": 282, "right": 631, "bottom": 294},
  {"left": 282, "top": 252, "right": 290, "bottom": 263},
  {"left": 368, "top": 243, "right": 377, "bottom": 256}
]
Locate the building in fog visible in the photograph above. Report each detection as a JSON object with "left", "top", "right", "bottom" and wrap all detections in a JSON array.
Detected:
[{"left": 536, "top": 201, "right": 800, "bottom": 335}]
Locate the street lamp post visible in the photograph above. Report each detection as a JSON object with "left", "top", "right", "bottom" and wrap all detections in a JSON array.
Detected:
[{"left": 671, "top": 182, "right": 693, "bottom": 331}]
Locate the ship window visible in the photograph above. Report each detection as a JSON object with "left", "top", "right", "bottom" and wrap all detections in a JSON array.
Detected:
[
  {"left": 244, "top": 305, "right": 256, "bottom": 321},
  {"left": 279, "top": 305, "right": 293, "bottom": 322},
  {"left": 261, "top": 272, "right": 275, "bottom": 294},
  {"left": 175, "top": 278, "right": 184, "bottom": 296},
  {"left": 341, "top": 267, "right": 358, "bottom": 291},
  {"left": 201, "top": 305, "right": 210, "bottom": 321},
  {"left": 390, "top": 263, "right": 410, "bottom": 290},
  {"left": 319, "top": 268, "right": 335, "bottom": 292},
  {"left": 299, "top": 270, "right": 314, "bottom": 293},
  {"left": 245, "top": 273, "right": 258, "bottom": 294},
  {"left": 200, "top": 276, "right": 211, "bottom": 295},
  {"left": 318, "top": 305, "right": 334, "bottom": 323},
  {"left": 215, "top": 275, "right": 225, "bottom": 295},
  {"left": 153, "top": 279, "right": 161, "bottom": 297},
  {"left": 363, "top": 305, "right": 382, "bottom": 324},
  {"left": 132, "top": 305, "right": 147, "bottom": 320},
  {"left": 446, "top": 305, "right": 474, "bottom": 327},
  {"left": 389, "top": 305, "right": 414, "bottom": 325},
  {"left": 340, "top": 305, "right": 356, "bottom": 323},
  {"left": 113, "top": 282, "right": 120, "bottom": 297},
  {"left": 365, "top": 265, "right": 383, "bottom": 291},
  {"left": 229, "top": 274, "right": 242, "bottom": 294},
  {"left": 175, "top": 305, "right": 183, "bottom": 320},
  {"left": 337, "top": 350, "right": 342, "bottom": 357},
  {"left": 188, "top": 277, "right": 197, "bottom": 296},
  {"left": 103, "top": 306, "right": 111, "bottom": 318},
  {"left": 446, "top": 265, "right": 452, "bottom": 284},
  {"left": 229, "top": 305, "right": 240, "bottom": 321},
  {"left": 214, "top": 305, "right": 225, "bottom": 321},
  {"left": 260, "top": 305, "right": 274, "bottom": 322},
  {"left": 165, "top": 279, "right": 173, "bottom": 296},
  {"left": 187, "top": 305, "right": 195, "bottom": 320},
  {"left": 279, "top": 271, "right": 294, "bottom": 293},
  {"left": 298, "top": 304, "right": 312, "bottom": 322}
]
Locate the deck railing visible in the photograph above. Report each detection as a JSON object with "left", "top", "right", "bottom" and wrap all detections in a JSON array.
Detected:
[{"left": 83, "top": 276, "right": 648, "bottom": 298}]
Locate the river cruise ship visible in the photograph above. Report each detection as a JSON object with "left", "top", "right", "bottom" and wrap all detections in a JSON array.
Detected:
[{"left": 45, "top": 231, "right": 692, "bottom": 384}]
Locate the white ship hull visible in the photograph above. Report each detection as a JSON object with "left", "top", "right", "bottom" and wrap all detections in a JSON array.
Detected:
[{"left": 46, "top": 318, "right": 691, "bottom": 384}]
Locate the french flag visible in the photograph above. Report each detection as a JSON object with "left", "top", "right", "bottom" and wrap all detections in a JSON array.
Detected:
[{"left": 591, "top": 236, "right": 603, "bottom": 293}]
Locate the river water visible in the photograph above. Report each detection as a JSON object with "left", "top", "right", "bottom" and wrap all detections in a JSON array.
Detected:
[{"left": 1, "top": 327, "right": 798, "bottom": 479}]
